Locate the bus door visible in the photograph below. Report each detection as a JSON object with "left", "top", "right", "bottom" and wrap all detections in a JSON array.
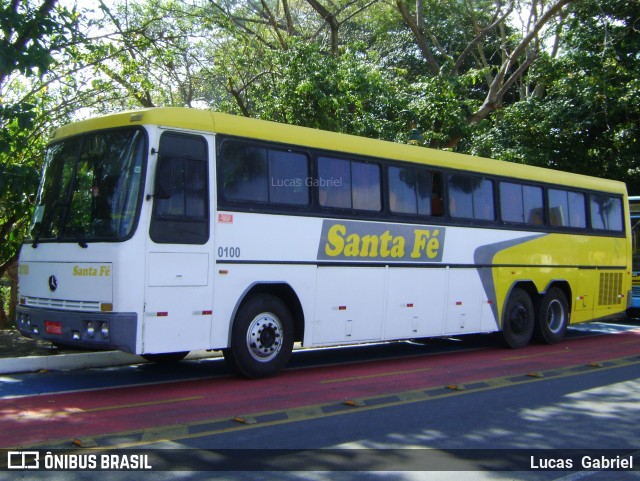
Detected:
[{"left": 143, "top": 131, "right": 214, "bottom": 354}]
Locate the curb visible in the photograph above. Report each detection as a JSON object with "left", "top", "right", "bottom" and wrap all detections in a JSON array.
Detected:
[{"left": 0, "top": 350, "right": 218, "bottom": 375}]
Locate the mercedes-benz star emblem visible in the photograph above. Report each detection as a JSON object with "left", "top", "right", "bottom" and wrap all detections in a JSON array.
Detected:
[{"left": 48, "top": 275, "right": 58, "bottom": 292}]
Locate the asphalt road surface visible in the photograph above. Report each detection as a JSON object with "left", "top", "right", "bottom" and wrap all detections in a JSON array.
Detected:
[{"left": 1, "top": 319, "right": 639, "bottom": 481}]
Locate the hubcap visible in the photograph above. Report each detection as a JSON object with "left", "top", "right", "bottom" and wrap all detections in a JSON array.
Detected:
[
  {"left": 546, "top": 299, "right": 565, "bottom": 334},
  {"left": 509, "top": 303, "right": 529, "bottom": 334},
  {"left": 246, "top": 313, "right": 283, "bottom": 363}
]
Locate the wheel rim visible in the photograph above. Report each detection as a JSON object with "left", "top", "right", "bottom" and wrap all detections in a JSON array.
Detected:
[
  {"left": 546, "top": 299, "right": 566, "bottom": 334},
  {"left": 509, "top": 302, "right": 530, "bottom": 335},
  {"left": 246, "top": 312, "right": 284, "bottom": 363}
]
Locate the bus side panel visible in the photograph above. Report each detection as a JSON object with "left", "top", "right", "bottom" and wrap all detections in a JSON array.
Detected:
[
  {"left": 142, "top": 252, "right": 213, "bottom": 354},
  {"left": 209, "top": 264, "right": 318, "bottom": 349},
  {"left": 384, "top": 267, "right": 447, "bottom": 339},
  {"left": 490, "top": 233, "right": 629, "bottom": 326},
  {"left": 591, "top": 269, "right": 630, "bottom": 321},
  {"left": 445, "top": 268, "right": 487, "bottom": 335},
  {"left": 313, "top": 267, "right": 385, "bottom": 345},
  {"left": 572, "top": 269, "right": 595, "bottom": 323}
]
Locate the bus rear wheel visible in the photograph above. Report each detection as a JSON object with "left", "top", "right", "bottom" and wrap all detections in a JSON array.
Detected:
[
  {"left": 225, "top": 294, "right": 294, "bottom": 379},
  {"left": 502, "top": 288, "right": 534, "bottom": 349},
  {"left": 534, "top": 287, "right": 569, "bottom": 344}
]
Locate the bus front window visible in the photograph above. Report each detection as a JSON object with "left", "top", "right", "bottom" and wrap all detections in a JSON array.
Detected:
[{"left": 31, "top": 129, "right": 146, "bottom": 243}]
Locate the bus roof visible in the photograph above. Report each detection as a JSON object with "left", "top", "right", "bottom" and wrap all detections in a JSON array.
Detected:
[{"left": 50, "top": 107, "right": 627, "bottom": 195}]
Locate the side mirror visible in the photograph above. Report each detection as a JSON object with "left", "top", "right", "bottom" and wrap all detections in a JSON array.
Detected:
[{"left": 154, "top": 156, "right": 173, "bottom": 199}]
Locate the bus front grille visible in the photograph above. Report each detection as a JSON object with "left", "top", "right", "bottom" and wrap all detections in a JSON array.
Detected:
[{"left": 23, "top": 296, "right": 102, "bottom": 312}]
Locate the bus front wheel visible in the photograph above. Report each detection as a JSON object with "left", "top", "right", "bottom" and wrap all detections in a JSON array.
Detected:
[
  {"left": 225, "top": 294, "right": 294, "bottom": 379},
  {"left": 502, "top": 288, "right": 534, "bottom": 349},
  {"left": 534, "top": 287, "right": 569, "bottom": 344}
]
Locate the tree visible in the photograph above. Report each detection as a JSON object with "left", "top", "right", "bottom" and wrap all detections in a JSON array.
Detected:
[
  {"left": 471, "top": 0, "right": 640, "bottom": 191},
  {"left": 392, "top": 0, "right": 576, "bottom": 148},
  {"left": 0, "top": 0, "right": 80, "bottom": 326},
  {"left": 243, "top": 41, "right": 406, "bottom": 138}
]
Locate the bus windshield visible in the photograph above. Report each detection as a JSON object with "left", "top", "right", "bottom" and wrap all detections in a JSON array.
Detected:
[{"left": 30, "top": 128, "right": 146, "bottom": 244}]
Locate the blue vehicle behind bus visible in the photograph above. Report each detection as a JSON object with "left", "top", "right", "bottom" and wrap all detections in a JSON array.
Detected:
[{"left": 629, "top": 196, "right": 640, "bottom": 316}]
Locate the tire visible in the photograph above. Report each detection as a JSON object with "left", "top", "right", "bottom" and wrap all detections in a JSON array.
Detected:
[
  {"left": 141, "top": 351, "right": 189, "bottom": 363},
  {"left": 534, "top": 287, "right": 569, "bottom": 344},
  {"left": 225, "top": 294, "right": 294, "bottom": 379},
  {"left": 502, "top": 288, "right": 534, "bottom": 349}
]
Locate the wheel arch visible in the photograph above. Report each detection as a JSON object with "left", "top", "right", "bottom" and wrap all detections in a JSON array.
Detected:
[
  {"left": 542, "top": 280, "right": 572, "bottom": 312},
  {"left": 502, "top": 279, "right": 573, "bottom": 324},
  {"left": 502, "top": 280, "right": 538, "bottom": 326},
  {"left": 534, "top": 280, "right": 572, "bottom": 344},
  {"left": 229, "top": 282, "right": 305, "bottom": 345}
]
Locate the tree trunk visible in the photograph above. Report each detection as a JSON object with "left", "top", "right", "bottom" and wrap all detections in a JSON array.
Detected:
[
  {"left": 0, "top": 285, "right": 6, "bottom": 329},
  {"left": 8, "top": 261, "right": 18, "bottom": 330}
]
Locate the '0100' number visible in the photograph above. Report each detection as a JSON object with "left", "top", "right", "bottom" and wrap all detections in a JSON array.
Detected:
[{"left": 218, "top": 246, "right": 241, "bottom": 258}]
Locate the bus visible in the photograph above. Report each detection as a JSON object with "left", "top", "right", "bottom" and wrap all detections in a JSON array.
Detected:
[
  {"left": 628, "top": 196, "right": 640, "bottom": 316},
  {"left": 15, "top": 108, "right": 632, "bottom": 378}
]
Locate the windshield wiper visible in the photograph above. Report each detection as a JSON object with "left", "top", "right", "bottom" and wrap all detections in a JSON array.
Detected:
[
  {"left": 69, "top": 227, "right": 89, "bottom": 248},
  {"left": 31, "top": 223, "right": 42, "bottom": 248}
]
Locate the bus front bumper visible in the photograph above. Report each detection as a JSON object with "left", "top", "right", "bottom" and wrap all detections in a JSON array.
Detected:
[{"left": 15, "top": 306, "right": 137, "bottom": 353}]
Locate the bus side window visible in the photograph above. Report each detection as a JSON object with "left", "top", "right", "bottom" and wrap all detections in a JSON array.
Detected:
[
  {"left": 318, "top": 157, "right": 350, "bottom": 208},
  {"left": 448, "top": 174, "right": 494, "bottom": 221},
  {"left": 388, "top": 167, "right": 441, "bottom": 217},
  {"left": 268, "top": 150, "right": 309, "bottom": 205},
  {"left": 220, "top": 142, "right": 268, "bottom": 203},
  {"left": 388, "top": 166, "right": 418, "bottom": 214},
  {"left": 524, "top": 185, "right": 544, "bottom": 225},
  {"left": 548, "top": 189, "right": 586, "bottom": 228},
  {"left": 590, "top": 194, "right": 623, "bottom": 231},
  {"left": 430, "top": 173, "right": 443, "bottom": 217},
  {"left": 352, "top": 162, "right": 381, "bottom": 211},
  {"left": 500, "top": 182, "right": 543, "bottom": 225},
  {"left": 317, "top": 157, "right": 381, "bottom": 212}
]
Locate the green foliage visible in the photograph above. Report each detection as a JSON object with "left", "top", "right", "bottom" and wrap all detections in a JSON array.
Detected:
[
  {"left": 471, "top": 0, "right": 640, "bottom": 192},
  {"left": 0, "top": 1, "right": 79, "bottom": 276},
  {"left": 406, "top": 75, "right": 470, "bottom": 148},
  {"left": 245, "top": 42, "right": 407, "bottom": 140},
  {"left": 0, "top": 1, "right": 79, "bottom": 137}
]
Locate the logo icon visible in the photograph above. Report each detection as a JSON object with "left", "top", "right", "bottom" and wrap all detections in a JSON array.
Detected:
[
  {"left": 48, "top": 275, "right": 58, "bottom": 292},
  {"left": 7, "top": 451, "right": 40, "bottom": 469}
]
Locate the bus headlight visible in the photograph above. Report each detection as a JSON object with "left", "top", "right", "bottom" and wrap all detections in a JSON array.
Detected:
[
  {"left": 100, "top": 321, "right": 109, "bottom": 338},
  {"left": 86, "top": 321, "right": 95, "bottom": 337},
  {"left": 18, "top": 313, "right": 30, "bottom": 328}
]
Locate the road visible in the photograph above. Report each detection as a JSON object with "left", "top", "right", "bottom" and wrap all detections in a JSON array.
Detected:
[{"left": 1, "top": 319, "right": 640, "bottom": 480}]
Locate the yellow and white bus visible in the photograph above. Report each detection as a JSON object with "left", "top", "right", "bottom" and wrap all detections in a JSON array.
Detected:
[{"left": 16, "top": 108, "right": 631, "bottom": 377}]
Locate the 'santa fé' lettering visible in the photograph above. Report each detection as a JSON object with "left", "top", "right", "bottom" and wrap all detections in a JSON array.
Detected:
[{"left": 317, "top": 220, "right": 445, "bottom": 263}]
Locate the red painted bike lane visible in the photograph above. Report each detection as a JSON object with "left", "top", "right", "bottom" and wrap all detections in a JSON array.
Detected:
[{"left": 1, "top": 328, "right": 639, "bottom": 448}]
